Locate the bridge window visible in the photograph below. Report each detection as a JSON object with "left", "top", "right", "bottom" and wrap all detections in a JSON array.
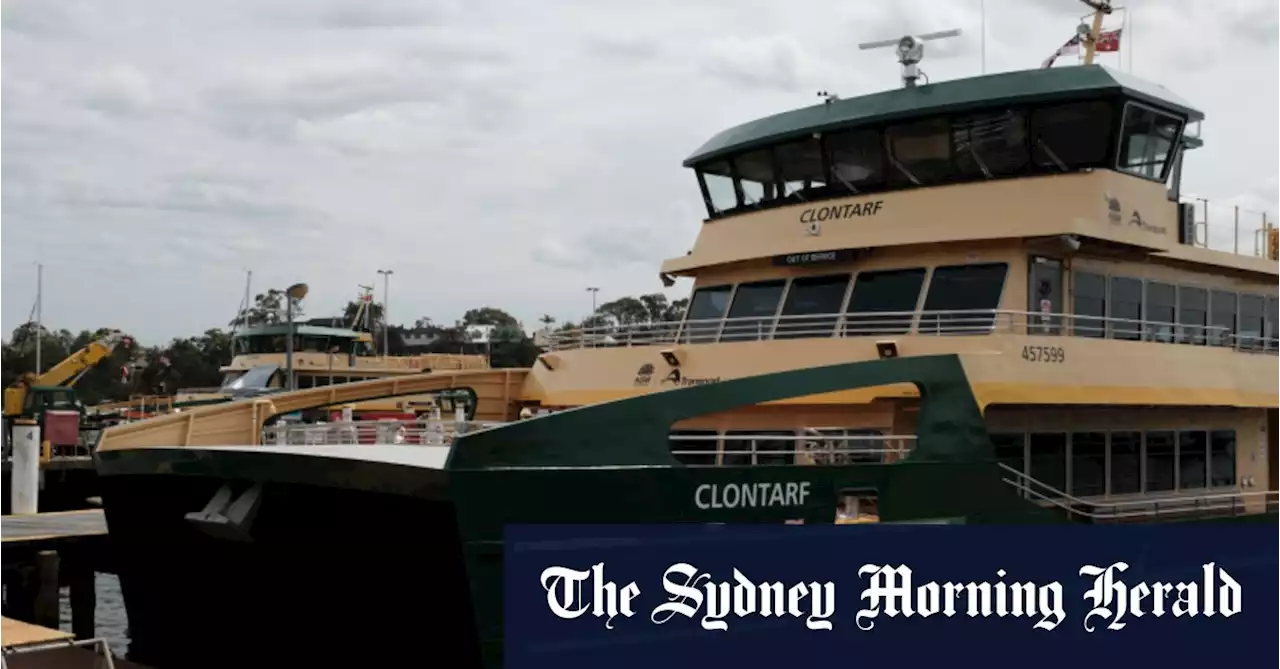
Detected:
[
  {"left": 1109, "top": 431, "right": 1141, "bottom": 495},
  {"left": 1031, "top": 101, "right": 1112, "bottom": 170},
  {"left": 1144, "top": 281, "right": 1176, "bottom": 343},
  {"left": 1177, "top": 430, "right": 1207, "bottom": 490},
  {"left": 670, "top": 430, "right": 718, "bottom": 466},
  {"left": 1209, "top": 290, "right": 1236, "bottom": 347},
  {"left": 1029, "top": 433, "right": 1067, "bottom": 493},
  {"left": 1177, "top": 286, "right": 1207, "bottom": 345},
  {"left": 991, "top": 433, "right": 1026, "bottom": 475},
  {"left": 1072, "top": 271, "right": 1106, "bottom": 338},
  {"left": 826, "top": 128, "right": 884, "bottom": 193},
  {"left": 1108, "top": 276, "right": 1142, "bottom": 340},
  {"left": 682, "top": 285, "right": 732, "bottom": 344},
  {"left": 952, "top": 110, "right": 1029, "bottom": 179},
  {"left": 918, "top": 263, "right": 1007, "bottom": 334},
  {"left": 844, "top": 268, "right": 926, "bottom": 336},
  {"left": 774, "top": 274, "right": 850, "bottom": 339},
  {"left": 1117, "top": 103, "right": 1183, "bottom": 181},
  {"left": 697, "top": 161, "right": 738, "bottom": 214},
  {"left": 885, "top": 118, "right": 952, "bottom": 187},
  {"left": 1209, "top": 430, "right": 1236, "bottom": 487},
  {"left": 1145, "top": 431, "right": 1175, "bottom": 493},
  {"left": 1239, "top": 294, "right": 1265, "bottom": 350},
  {"left": 1071, "top": 432, "right": 1107, "bottom": 497},
  {"left": 735, "top": 150, "right": 779, "bottom": 207},
  {"left": 774, "top": 137, "right": 826, "bottom": 198},
  {"left": 719, "top": 280, "right": 786, "bottom": 342}
]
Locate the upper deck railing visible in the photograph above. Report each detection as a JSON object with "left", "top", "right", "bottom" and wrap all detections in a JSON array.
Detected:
[
  {"left": 1180, "top": 197, "right": 1277, "bottom": 259},
  {"left": 546, "top": 309, "right": 1279, "bottom": 354}
]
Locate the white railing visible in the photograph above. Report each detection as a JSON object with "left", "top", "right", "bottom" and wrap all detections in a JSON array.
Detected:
[
  {"left": 1180, "top": 197, "right": 1276, "bottom": 258},
  {"left": 670, "top": 432, "right": 917, "bottom": 466},
  {"left": 260, "top": 419, "right": 505, "bottom": 447},
  {"left": 997, "top": 462, "right": 1278, "bottom": 521},
  {"left": 547, "top": 308, "right": 1279, "bottom": 354}
]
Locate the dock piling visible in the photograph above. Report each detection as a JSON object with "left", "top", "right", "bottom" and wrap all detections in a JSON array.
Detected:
[
  {"left": 69, "top": 557, "right": 97, "bottom": 641},
  {"left": 11, "top": 419, "right": 41, "bottom": 514},
  {"left": 34, "top": 550, "right": 60, "bottom": 629}
]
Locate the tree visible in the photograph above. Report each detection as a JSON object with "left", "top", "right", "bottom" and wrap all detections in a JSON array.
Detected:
[
  {"left": 462, "top": 307, "right": 519, "bottom": 328},
  {"left": 229, "top": 289, "right": 304, "bottom": 328},
  {"left": 596, "top": 297, "right": 648, "bottom": 326}
]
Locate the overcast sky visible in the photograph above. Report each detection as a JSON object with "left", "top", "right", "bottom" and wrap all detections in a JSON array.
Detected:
[{"left": 2, "top": 0, "right": 1276, "bottom": 343}]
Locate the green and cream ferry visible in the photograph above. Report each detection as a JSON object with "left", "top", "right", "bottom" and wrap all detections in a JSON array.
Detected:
[{"left": 93, "top": 6, "right": 1277, "bottom": 668}]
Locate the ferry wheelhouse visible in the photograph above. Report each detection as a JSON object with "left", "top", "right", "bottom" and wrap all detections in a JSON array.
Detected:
[{"left": 92, "top": 16, "right": 1277, "bottom": 669}]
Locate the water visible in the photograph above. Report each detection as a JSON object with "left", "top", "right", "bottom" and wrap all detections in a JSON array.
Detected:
[{"left": 56, "top": 573, "right": 130, "bottom": 657}]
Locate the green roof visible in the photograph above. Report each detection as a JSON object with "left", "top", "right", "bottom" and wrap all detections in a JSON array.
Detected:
[
  {"left": 683, "top": 65, "right": 1203, "bottom": 167},
  {"left": 235, "top": 324, "right": 364, "bottom": 339}
]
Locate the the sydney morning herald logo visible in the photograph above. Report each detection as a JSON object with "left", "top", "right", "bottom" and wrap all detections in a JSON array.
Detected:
[{"left": 539, "top": 561, "right": 1242, "bottom": 632}]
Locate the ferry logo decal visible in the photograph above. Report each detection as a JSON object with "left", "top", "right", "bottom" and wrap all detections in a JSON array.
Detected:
[
  {"left": 633, "top": 363, "right": 655, "bottom": 387},
  {"left": 1104, "top": 193, "right": 1122, "bottom": 224},
  {"left": 660, "top": 368, "right": 722, "bottom": 387}
]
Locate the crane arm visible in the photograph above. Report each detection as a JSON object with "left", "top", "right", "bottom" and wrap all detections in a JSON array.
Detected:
[{"left": 25, "top": 331, "right": 130, "bottom": 388}]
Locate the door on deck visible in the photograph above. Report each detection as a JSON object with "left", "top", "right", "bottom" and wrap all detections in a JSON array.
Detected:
[
  {"left": 1028, "top": 256, "right": 1064, "bottom": 335},
  {"left": 1268, "top": 409, "right": 1277, "bottom": 492}
]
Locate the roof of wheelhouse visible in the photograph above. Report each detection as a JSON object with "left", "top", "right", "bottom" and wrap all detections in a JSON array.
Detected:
[{"left": 682, "top": 64, "right": 1203, "bottom": 167}]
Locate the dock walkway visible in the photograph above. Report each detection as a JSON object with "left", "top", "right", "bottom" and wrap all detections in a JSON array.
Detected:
[
  {"left": 1, "top": 510, "right": 107, "bottom": 546},
  {"left": 2, "top": 616, "right": 147, "bottom": 668}
]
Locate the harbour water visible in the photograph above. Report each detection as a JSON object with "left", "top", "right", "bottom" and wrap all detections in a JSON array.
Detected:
[{"left": 56, "top": 573, "right": 130, "bottom": 657}]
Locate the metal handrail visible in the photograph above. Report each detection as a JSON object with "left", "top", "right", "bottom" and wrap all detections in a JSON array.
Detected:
[
  {"left": 669, "top": 432, "right": 917, "bottom": 466},
  {"left": 260, "top": 419, "right": 506, "bottom": 446},
  {"left": 547, "top": 308, "right": 1279, "bottom": 353},
  {"left": 996, "top": 462, "right": 1278, "bottom": 521}
]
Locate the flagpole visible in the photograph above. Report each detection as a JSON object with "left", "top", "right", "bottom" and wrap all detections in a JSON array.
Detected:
[{"left": 980, "top": 0, "right": 986, "bottom": 74}]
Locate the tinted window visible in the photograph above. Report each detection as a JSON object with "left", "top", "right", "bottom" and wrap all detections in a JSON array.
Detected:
[
  {"left": 1209, "top": 290, "right": 1236, "bottom": 347},
  {"left": 1145, "top": 431, "right": 1175, "bottom": 492},
  {"left": 1144, "top": 281, "right": 1175, "bottom": 342},
  {"left": 844, "top": 268, "right": 926, "bottom": 336},
  {"left": 1268, "top": 297, "right": 1279, "bottom": 350},
  {"left": 1109, "top": 431, "right": 1141, "bottom": 495},
  {"left": 991, "top": 433, "right": 1025, "bottom": 474},
  {"left": 918, "top": 263, "right": 1008, "bottom": 333},
  {"left": 826, "top": 129, "right": 883, "bottom": 193},
  {"left": 735, "top": 150, "right": 778, "bottom": 206},
  {"left": 1117, "top": 104, "right": 1183, "bottom": 180},
  {"left": 1239, "top": 294, "right": 1265, "bottom": 350},
  {"left": 683, "top": 285, "right": 732, "bottom": 343},
  {"left": 775, "top": 274, "right": 850, "bottom": 340},
  {"left": 1209, "top": 430, "right": 1236, "bottom": 487},
  {"left": 774, "top": 138, "right": 826, "bottom": 198},
  {"left": 670, "top": 430, "right": 718, "bottom": 466},
  {"left": 885, "top": 118, "right": 952, "bottom": 187},
  {"left": 753, "top": 430, "right": 798, "bottom": 466},
  {"left": 1178, "top": 286, "right": 1207, "bottom": 345},
  {"left": 720, "top": 280, "right": 786, "bottom": 342},
  {"left": 1177, "top": 430, "right": 1207, "bottom": 490},
  {"left": 721, "top": 431, "right": 754, "bottom": 466},
  {"left": 698, "top": 161, "right": 737, "bottom": 214},
  {"left": 1071, "top": 432, "right": 1107, "bottom": 497},
  {"left": 1073, "top": 271, "right": 1106, "bottom": 338},
  {"left": 1031, "top": 101, "right": 1112, "bottom": 170},
  {"left": 1108, "top": 277, "right": 1142, "bottom": 340},
  {"left": 953, "top": 110, "right": 1030, "bottom": 179},
  {"left": 1029, "top": 432, "right": 1067, "bottom": 493}
]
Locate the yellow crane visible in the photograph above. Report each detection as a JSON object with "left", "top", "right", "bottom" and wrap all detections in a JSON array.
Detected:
[{"left": 3, "top": 330, "right": 131, "bottom": 422}]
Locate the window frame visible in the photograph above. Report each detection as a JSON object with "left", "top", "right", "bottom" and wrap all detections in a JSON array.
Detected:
[{"left": 1113, "top": 100, "right": 1186, "bottom": 184}]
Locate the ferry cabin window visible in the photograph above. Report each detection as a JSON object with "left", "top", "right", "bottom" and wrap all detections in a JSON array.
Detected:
[
  {"left": 1238, "top": 294, "right": 1265, "bottom": 350},
  {"left": 826, "top": 128, "right": 884, "bottom": 193},
  {"left": 885, "top": 118, "right": 952, "bottom": 187},
  {"left": 918, "top": 263, "right": 1008, "bottom": 334},
  {"left": 1144, "top": 281, "right": 1176, "bottom": 343},
  {"left": 1178, "top": 430, "right": 1207, "bottom": 490},
  {"left": 734, "top": 149, "right": 779, "bottom": 207},
  {"left": 774, "top": 274, "right": 850, "bottom": 339},
  {"left": 1117, "top": 103, "right": 1183, "bottom": 181},
  {"left": 1109, "top": 431, "right": 1142, "bottom": 495},
  {"left": 1030, "top": 101, "right": 1112, "bottom": 170},
  {"left": 1144, "top": 431, "right": 1176, "bottom": 493},
  {"left": 1177, "top": 286, "right": 1208, "bottom": 345},
  {"left": 952, "top": 110, "right": 1030, "bottom": 179},
  {"left": 1209, "top": 290, "right": 1236, "bottom": 347},
  {"left": 1107, "top": 277, "right": 1142, "bottom": 340},
  {"left": 1209, "top": 430, "right": 1236, "bottom": 487},
  {"left": 844, "top": 268, "right": 926, "bottom": 336},
  {"left": 670, "top": 430, "right": 718, "bottom": 466},
  {"left": 773, "top": 137, "right": 826, "bottom": 198},
  {"left": 719, "top": 280, "right": 786, "bottom": 342},
  {"left": 1072, "top": 271, "right": 1106, "bottom": 338},
  {"left": 990, "top": 433, "right": 1025, "bottom": 475},
  {"left": 697, "top": 161, "right": 737, "bottom": 215},
  {"left": 1070, "top": 432, "right": 1107, "bottom": 497},
  {"left": 682, "top": 285, "right": 732, "bottom": 344},
  {"left": 754, "top": 431, "right": 798, "bottom": 466},
  {"left": 1028, "top": 433, "right": 1066, "bottom": 493}
]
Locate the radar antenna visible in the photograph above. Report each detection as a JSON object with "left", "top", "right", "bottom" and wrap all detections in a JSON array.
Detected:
[{"left": 858, "top": 28, "right": 962, "bottom": 88}]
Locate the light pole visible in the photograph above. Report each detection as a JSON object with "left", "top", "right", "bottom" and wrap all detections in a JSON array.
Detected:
[
  {"left": 284, "top": 283, "right": 309, "bottom": 391},
  {"left": 586, "top": 286, "right": 599, "bottom": 319},
  {"left": 377, "top": 269, "right": 393, "bottom": 357}
]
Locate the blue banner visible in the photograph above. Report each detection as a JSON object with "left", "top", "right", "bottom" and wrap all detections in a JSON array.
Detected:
[{"left": 503, "top": 523, "right": 1278, "bottom": 669}]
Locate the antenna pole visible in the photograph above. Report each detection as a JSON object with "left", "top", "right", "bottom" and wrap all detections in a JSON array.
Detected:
[
  {"left": 35, "top": 263, "right": 43, "bottom": 375},
  {"left": 980, "top": 0, "right": 986, "bottom": 74},
  {"left": 1080, "top": 0, "right": 1112, "bottom": 65}
]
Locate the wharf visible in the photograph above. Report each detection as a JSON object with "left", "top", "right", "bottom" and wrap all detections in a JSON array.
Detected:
[{"left": 2, "top": 616, "right": 148, "bottom": 668}]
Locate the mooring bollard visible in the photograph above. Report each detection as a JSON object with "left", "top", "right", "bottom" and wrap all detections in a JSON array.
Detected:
[{"left": 11, "top": 418, "right": 41, "bottom": 514}]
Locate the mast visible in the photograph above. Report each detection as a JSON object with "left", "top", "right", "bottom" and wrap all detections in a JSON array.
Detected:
[
  {"left": 1080, "top": 0, "right": 1112, "bottom": 65},
  {"left": 35, "top": 263, "right": 43, "bottom": 375}
]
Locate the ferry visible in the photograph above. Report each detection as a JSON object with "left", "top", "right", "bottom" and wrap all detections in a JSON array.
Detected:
[{"left": 92, "top": 4, "right": 1277, "bottom": 667}]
